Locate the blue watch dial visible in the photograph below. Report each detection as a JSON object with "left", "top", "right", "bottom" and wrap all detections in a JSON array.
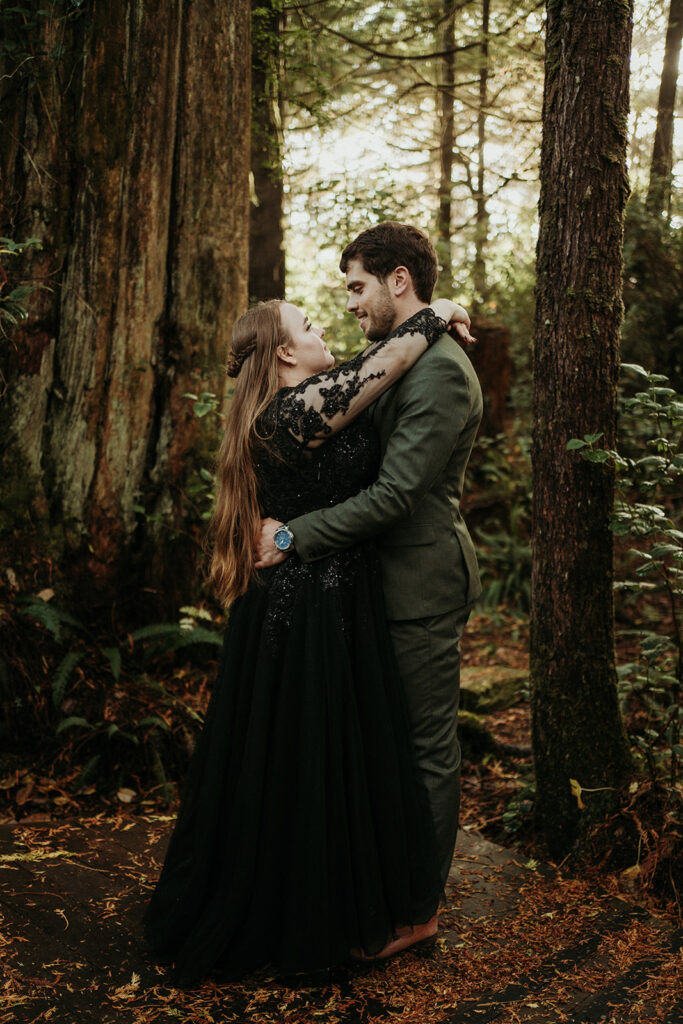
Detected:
[{"left": 273, "top": 526, "right": 293, "bottom": 551}]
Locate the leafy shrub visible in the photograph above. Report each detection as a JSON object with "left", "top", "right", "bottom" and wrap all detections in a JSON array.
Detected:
[{"left": 0, "top": 591, "right": 223, "bottom": 811}]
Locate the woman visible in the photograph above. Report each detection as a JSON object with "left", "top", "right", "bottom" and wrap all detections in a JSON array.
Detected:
[{"left": 143, "top": 296, "right": 468, "bottom": 983}]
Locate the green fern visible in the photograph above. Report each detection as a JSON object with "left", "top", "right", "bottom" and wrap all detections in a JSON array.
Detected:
[
  {"left": 52, "top": 651, "right": 84, "bottom": 709},
  {"left": 56, "top": 716, "right": 94, "bottom": 735}
]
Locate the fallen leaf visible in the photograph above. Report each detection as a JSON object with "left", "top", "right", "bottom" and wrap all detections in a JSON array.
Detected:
[{"left": 569, "top": 777, "right": 585, "bottom": 810}]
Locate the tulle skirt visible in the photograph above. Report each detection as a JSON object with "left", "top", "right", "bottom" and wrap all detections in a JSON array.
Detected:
[{"left": 143, "top": 553, "right": 441, "bottom": 984}]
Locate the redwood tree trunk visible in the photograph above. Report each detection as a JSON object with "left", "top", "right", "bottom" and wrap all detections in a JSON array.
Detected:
[
  {"left": 0, "top": 0, "right": 251, "bottom": 620},
  {"left": 531, "top": 0, "right": 633, "bottom": 857},
  {"left": 646, "top": 0, "right": 683, "bottom": 219},
  {"left": 249, "top": 0, "right": 285, "bottom": 302}
]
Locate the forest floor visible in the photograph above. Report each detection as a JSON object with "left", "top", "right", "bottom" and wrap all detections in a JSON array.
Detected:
[
  {"left": 1, "top": 808, "right": 681, "bottom": 1023},
  {"left": 1, "top": 611, "right": 682, "bottom": 1023}
]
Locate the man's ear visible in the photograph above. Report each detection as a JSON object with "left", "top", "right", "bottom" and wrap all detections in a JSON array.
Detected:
[
  {"left": 391, "top": 266, "right": 412, "bottom": 298},
  {"left": 276, "top": 344, "right": 297, "bottom": 366}
]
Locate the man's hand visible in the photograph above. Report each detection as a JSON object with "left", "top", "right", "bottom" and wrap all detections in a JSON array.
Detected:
[{"left": 255, "top": 517, "right": 289, "bottom": 568}]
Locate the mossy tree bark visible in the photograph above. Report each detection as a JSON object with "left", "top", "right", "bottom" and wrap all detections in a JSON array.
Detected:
[
  {"left": 249, "top": 0, "right": 285, "bottom": 302},
  {"left": 0, "top": 0, "right": 250, "bottom": 620},
  {"left": 531, "top": 0, "right": 633, "bottom": 857}
]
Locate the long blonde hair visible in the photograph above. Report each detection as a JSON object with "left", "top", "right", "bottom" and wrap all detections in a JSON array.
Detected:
[{"left": 210, "top": 300, "right": 286, "bottom": 607}]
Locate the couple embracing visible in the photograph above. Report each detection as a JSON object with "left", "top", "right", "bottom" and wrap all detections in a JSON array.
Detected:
[{"left": 143, "top": 222, "right": 483, "bottom": 983}]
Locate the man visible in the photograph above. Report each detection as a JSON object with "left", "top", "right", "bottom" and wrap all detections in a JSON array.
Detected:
[{"left": 256, "top": 221, "right": 483, "bottom": 892}]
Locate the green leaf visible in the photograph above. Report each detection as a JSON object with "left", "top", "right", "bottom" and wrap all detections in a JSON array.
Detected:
[
  {"left": 583, "top": 432, "right": 603, "bottom": 444},
  {"left": 178, "top": 605, "right": 214, "bottom": 622},
  {"left": 653, "top": 388, "right": 675, "bottom": 399},
  {"left": 7, "top": 284, "right": 37, "bottom": 302},
  {"left": 130, "top": 623, "right": 183, "bottom": 643},
  {"left": 620, "top": 363, "right": 650, "bottom": 378},
  {"left": 566, "top": 438, "right": 587, "bottom": 450},
  {"left": 73, "top": 754, "right": 101, "bottom": 790},
  {"left": 610, "top": 520, "right": 632, "bottom": 536},
  {"left": 19, "top": 598, "right": 63, "bottom": 641},
  {"left": 56, "top": 716, "right": 93, "bottom": 735},
  {"left": 101, "top": 646, "right": 122, "bottom": 681},
  {"left": 650, "top": 543, "right": 681, "bottom": 558},
  {"left": 135, "top": 715, "right": 169, "bottom": 732},
  {"left": 52, "top": 651, "right": 84, "bottom": 708},
  {"left": 583, "top": 449, "right": 610, "bottom": 463},
  {"left": 175, "top": 626, "right": 222, "bottom": 648}
]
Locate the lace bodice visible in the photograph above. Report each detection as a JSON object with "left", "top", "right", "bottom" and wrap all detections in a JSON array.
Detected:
[
  {"left": 255, "top": 306, "right": 446, "bottom": 518},
  {"left": 257, "top": 413, "right": 380, "bottom": 524},
  {"left": 253, "top": 308, "right": 447, "bottom": 646}
]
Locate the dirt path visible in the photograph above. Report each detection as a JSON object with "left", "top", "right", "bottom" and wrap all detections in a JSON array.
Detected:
[{"left": 0, "top": 818, "right": 680, "bottom": 1024}]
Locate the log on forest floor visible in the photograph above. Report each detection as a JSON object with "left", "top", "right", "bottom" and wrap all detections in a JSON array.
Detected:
[{"left": 0, "top": 818, "right": 681, "bottom": 1023}]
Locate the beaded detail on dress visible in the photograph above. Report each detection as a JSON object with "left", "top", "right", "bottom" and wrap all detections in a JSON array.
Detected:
[
  {"left": 253, "top": 307, "right": 446, "bottom": 649},
  {"left": 257, "top": 416, "right": 379, "bottom": 649}
]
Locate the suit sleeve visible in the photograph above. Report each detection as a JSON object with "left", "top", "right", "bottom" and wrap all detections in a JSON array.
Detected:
[{"left": 288, "top": 351, "right": 472, "bottom": 561}]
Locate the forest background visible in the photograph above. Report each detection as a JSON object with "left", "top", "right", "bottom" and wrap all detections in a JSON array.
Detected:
[{"left": 0, "top": 0, "right": 682, "bottom": 917}]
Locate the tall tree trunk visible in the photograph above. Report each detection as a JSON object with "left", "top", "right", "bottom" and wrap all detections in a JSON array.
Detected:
[
  {"left": 472, "top": 0, "right": 490, "bottom": 309},
  {"left": 531, "top": 0, "right": 633, "bottom": 858},
  {"left": 646, "top": 0, "right": 683, "bottom": 219},
  {"left": 436, "top": 0, "right": 456, "bottom": 297},
  {"left": 0, "top": 0, "right": 251, "bottom": 621},
  {"left": 249, "top": 0, "right": 285, "bottom": 302}
]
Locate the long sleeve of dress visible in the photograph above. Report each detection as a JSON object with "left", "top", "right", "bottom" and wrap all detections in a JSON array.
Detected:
[{"left": 276, "top": 308, "right": 447, "bottom": 447}]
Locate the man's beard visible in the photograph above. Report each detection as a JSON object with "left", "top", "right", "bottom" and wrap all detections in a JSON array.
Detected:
[{"left": 364, "top": 286, "right": 396, "bottom": 340}]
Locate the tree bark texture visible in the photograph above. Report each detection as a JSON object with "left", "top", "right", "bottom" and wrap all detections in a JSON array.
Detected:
[
  {"left": 472, "top": 0, "right": 490, "bottom": 308},
  {"left": 532, "top": 0, "right": 633, "bottom": 856},
  {"left": 249, "top": 0, "right": 285, "bottom": 302},
  {"left": 468, "top": 315, "right": 511, "bottom": 436},
  {"left": 646, "top": 0, "right": 683, "bottom": 218},
  {"left": 435, "top": 0, "right": 456, "bottom": 297},
  {"left": 0, "top": 1, "right": 251, "bottom": 618}
]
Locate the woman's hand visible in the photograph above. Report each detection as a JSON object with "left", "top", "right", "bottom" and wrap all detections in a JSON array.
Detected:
[{"left": 430, "top": 299, "right": 476, "bottom": 345}]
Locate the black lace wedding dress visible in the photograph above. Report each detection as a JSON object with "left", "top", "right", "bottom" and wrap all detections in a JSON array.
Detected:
[{"left": 143, "top": 311, "right": 444, "bottom": 984}]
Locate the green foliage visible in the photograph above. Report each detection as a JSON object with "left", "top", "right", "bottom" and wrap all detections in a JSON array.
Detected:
[
  {"left": 181, "top": 392, "right": 220, "bottom": 520},
  {"left": 0, "top": 0, "right": 86, "bottom": 62},
  {"left": 568, "top": 363, "right": 682, "bottom": 804},
  {"left": 0, "top": 238, "right": 45, "bottom": 339},
  {"left": 52, "top": 651, "right": 84, "bottom": 709},
  {"left": 501, "top": 772, "right": 535, "bottom": 836},
  {"left": 622, "top": 196, "right": 683, "bottom": 389},
  {"left": 4, "top": 593, "right": 223, "bottom": 806},
  {"left": 17, "top": 593, "right": 84, "bottom": 642}
]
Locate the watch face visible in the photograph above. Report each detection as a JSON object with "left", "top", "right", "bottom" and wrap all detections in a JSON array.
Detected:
[{"left": 274, "top": 527, "right": 291, "bottom": 551}]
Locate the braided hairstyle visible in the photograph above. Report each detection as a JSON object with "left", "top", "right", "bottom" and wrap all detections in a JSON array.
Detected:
[{"left": 210, "top": 300, "right": 288, "bottom": 607}]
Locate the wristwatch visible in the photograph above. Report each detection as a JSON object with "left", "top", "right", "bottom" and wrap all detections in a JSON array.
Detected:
[{"left": 273, "top": 524, "right": 295, "bottom": 552}]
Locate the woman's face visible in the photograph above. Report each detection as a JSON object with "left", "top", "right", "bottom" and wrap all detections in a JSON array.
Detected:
[{"left": 279, "top": 303, "right": 335, "bottom": 377}]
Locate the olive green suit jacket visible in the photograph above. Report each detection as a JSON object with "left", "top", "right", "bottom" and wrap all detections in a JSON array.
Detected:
[{"left": 289, "top": 332, "right": 483, "bottom": 621}]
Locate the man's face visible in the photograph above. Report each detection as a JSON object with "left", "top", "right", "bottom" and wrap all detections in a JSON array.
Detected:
[{"left": 345, "top": 258, "right": 397, "bottom": 340}]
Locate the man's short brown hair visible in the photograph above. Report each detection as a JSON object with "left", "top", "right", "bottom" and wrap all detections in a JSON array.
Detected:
[{"left": 339, "top": 222, "right": 438, "bottom": 303}]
